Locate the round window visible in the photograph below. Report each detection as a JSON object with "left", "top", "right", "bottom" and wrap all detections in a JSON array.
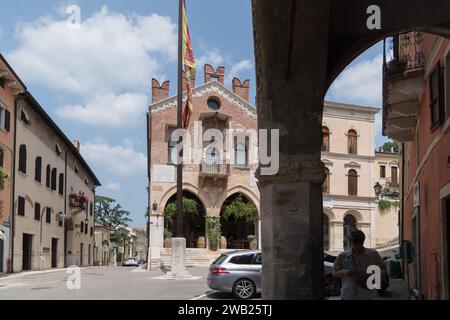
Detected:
[{"left": 207, "top": 97, "right": 221, "bottom": 110}]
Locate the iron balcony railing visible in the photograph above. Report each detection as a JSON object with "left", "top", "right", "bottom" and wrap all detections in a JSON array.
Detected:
[
  {"left": 200, "top": 162, "right": 230, "bottom": 175},
  {"left": 383, "top": 31, "right": 424, "bottom": 77}
]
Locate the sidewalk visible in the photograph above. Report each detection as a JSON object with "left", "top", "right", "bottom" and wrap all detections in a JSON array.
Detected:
[
  {"left": 0, "top": 267, "right": 88, "bottom": 281},
  {"left": 377, "top": 279, "right": 410, "bottom": 300}
]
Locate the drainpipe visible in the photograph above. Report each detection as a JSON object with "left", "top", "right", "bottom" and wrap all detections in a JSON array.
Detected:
[
  {"left": 64, "top": 150, "right": 68, "bottom": 267},
  {"left": 9, "top": 94, "right": 20, "bottom": 273}
]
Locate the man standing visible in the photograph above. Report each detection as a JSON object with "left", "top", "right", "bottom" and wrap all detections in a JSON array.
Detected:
[{"left": 333, "top": 230, "right": 387, "bottom": 300}]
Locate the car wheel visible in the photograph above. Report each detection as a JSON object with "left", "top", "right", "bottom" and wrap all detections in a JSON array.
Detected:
[
  {"left": 324, "top": 275, "right": 341, "bottom": 297},
  {"left": 233, "top": 279, "right": 256, "bottom": 300}
]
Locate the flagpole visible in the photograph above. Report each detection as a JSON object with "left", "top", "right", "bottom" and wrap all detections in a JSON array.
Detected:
[{"left": 176, "top": 0, "right": 184, "bottom": 238}]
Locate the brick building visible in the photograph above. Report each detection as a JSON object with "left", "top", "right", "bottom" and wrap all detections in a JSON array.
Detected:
[
  {"left": 147, "top": 64, "right": 259, "bottom": 267},
  {"left": 383, "top": 32, "right": 450, "bottom": 299}
]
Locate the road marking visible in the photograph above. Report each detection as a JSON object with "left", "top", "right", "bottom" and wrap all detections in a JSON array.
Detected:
[{"left": 191, "top": 291, "right": 215, "bottom": 300}]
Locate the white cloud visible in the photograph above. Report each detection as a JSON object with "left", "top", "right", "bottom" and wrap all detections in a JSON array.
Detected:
[
  {"left": 104, "top": 182, "right": 121, "bottom": 191},
  {"left": 7, "top": 6, "right": 177, "bottom": 95},
  {"left": 226, "top": 59, "right": 253, "bottom": 84},
  {"left": 55, "top": 92, "right": 147, "bottom": 127},
  {"left": 328, "top": 55, "right": 382, "bottom": 105},
  {"left": 196, "top": 48, "right": 224, "bottom": 70},
  {"left": 81, "top": 141, "right": 147, "bottom": 177}
]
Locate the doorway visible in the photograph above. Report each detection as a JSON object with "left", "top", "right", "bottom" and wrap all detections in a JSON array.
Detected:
[
  {"left": 343, "top": 215, "right": 357, "bottom": 250},
  {"left": 22, "top": 234, "right": 32, "bottom": 271},
  {"left": 51, "top": 238, "right": 58, "bottom": 268},
  {"left": 88, "top": 244, "right": 91, "bottom": 265},
  {"left": 80, "top": 243, "right": 83, "bottom": 266}
]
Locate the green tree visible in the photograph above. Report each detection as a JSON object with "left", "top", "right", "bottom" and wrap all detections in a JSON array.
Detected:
[
  {"left": 164, "top": 197, "right": 200, "bottom": 224},
  {"left": 381, "top": 140, "right": 399, "bottom": 153},
  {"left": 94, "top": 195, "right": 132, "bottom": 229},
  {"left": 223, "top": 195, "right": 257, "bottom": 223}
]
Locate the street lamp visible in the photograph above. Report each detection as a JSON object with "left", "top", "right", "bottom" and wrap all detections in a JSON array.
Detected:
[{"left": 374, "top": 182, "right": 383, "bottom": 200}]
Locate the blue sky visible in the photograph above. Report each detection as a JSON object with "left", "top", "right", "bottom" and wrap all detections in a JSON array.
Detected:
[{"left": 0, "top": 0, "right": 387, "bottom": 227}]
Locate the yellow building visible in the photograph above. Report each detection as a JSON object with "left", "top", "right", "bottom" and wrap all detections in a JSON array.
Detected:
[{"left": 94, "top": 224, "right": 113, "bottom": 266}]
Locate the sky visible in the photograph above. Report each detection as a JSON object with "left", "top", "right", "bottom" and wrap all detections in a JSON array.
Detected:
[{"left": 0, "top": 0, "right": 388, "bottom": 227}]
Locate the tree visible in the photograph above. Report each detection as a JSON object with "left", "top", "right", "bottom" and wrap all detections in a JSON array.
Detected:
[
  {"left": 95, "top": 195, "right": 132, "bottom": 229},
  {"left": 223, "top": 195, "right": 257, "bottom": 223},
  {"left": 381, "top": 140, "right": 399, "bottom": 153}
]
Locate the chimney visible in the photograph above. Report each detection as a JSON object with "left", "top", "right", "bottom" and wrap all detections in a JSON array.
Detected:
[
  {"left": 232, "top": 78, "right": 250, "bottom": 102},
  {"left": 151, "top": 79, "right": 170, "bottom": 104},
  {"left": 204, "top": 64, "right": 225, "bottom": 84},
  {"left": 72, "top": 140, "right": 80, "bottom": 152}
]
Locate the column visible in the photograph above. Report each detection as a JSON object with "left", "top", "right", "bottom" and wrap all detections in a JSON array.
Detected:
[{"left": 253, "top": 0, "right": 330, "bottom": 299}]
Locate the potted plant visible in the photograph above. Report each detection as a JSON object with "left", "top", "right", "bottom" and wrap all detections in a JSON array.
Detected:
[
  {"left": 164, "top": 229, "right": 172, "bottom": 248},
  {"left": 207, "top": 218, "right": 221, "bottom": 251},
  {"left": 247, "top": 235, "right": 257, "bottom": 250}
]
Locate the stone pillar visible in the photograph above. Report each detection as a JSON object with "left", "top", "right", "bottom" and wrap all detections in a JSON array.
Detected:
[
  {"left": 334, "top": 221, "right": 345, "bottom": 252},
  {"left": 165, "top": 238, "right": 191, "bottom": 278},
  {"left": 253, "top": 0, "right": 330, "bottom": 299},
  {"left": 149, "top": 214, "right": 163, "bottom": 268}
]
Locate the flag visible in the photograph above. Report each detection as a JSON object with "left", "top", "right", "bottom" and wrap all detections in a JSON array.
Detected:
[{"left": 182, "top": 0, "right": 195, "bottom": 129}]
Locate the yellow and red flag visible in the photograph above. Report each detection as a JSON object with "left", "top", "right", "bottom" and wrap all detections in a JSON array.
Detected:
[{"left": 182, "top": 0, "right": 195, "bottom": 129}]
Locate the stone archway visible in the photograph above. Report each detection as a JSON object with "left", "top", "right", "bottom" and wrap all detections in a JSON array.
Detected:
[
  {"left": 219, "top": 192, "right": 258, "bottom": 249},
  {"left": 252, "top": 0, "right": 450, "bottom": 299},
  {"left": 163, "top": 190, "right": 206, "bottom": 248}
]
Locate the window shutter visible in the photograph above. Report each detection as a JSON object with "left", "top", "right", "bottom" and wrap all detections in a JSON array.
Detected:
[{"left": 5, "top": 109, "right": 10, "bottom": 132}]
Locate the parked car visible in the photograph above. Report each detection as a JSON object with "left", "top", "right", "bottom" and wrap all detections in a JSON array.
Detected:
[
  {"left": 122, "top": 258, "right": 139, "bottom": 267},
  {"left": 207, "top": 250, "right": 342, "bottom": 299}
]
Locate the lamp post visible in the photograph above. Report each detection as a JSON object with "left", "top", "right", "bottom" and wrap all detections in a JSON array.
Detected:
[{"left": 374, "top": 182, "right": 383, "bottom": 200}]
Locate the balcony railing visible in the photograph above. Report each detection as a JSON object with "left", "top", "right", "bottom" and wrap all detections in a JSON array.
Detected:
[
  {"left": 384, "top": 32, "right": 424, "bottom": 77},
  {"left": 200, "top": 162, "right": 230, "bottom": 176}
]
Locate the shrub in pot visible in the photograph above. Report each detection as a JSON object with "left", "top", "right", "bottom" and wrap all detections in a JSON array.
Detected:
[{"left": 247, "top": 235, "right": 257, "bottom": 250}]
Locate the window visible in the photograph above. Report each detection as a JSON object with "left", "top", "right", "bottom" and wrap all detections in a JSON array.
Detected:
[
  {"left": 85, "top": 222, "right": 88, "bottom": 234},
  {"left": 391, "top": 166, "right": 398, "bottom": 187},
  {"left": 168, "top": 140, "right": 177, "bottom": 164},
  {"left": 90, "top": 227, "right": 93, "bottom": 237},
  {"left": 34, "top": 202, "right": 41, "bottom": 221},
  {"left": 229, "top": 254, "right": 255, "bottom": 265},
  {"left": 84, "top": 177, "right": 89, "bottom": 185},
  {"left": 46, "top": 165, "right": 51, "bottom": 188},
  {"left": 58, "top": 173, "right": 64, "bottom": 195},
  {"left": 18, "top": 144, "right": 27, "bottom": 174},
  {"left": 254, "top": 253, "right": 262, "bottom": 265},
  {"left": 234, "top": 141, "right": 247, "bottom": 167},
  {"left": 51, "top": 168, "right": 57, "bottom": 191},
  {"left": 347, "top": 130, "right": 357, "bottom": 154},
  {"left": 348, "top": 169, "right": 358, "bottom": 196},
  {"left": 0, "top": 105, "right": 10, "bottom": 132},
  {"left": 344, "top": 215, "right": 357, "bottom": 250},
  {"left": 90, "top": 202, "right": 93, "bottom": 216},
  {"left": 322, "top": 127, "right": 330, "bottom": 152},
  {"left": 34, "top": 157, "right": 42, "bottom": 182},
  {"left": 80, "top": 221, "right": 84, "bottom": 233},
  {"left": 74, "top": 165, "right": 79, "bottom": 174},
  {"left": 429, "top": 62, "right": 444, "bottom": 130},
  {"left": 55, "top": 144, "right": 62, "bottom": 155},
  {"left": 58, "top": 212, "right": 63, "bottom": 227},
  {"left": 207, "top": 97, "right": 221, "bottom": 110},
  {"left": 380, "top": 165, "right": 386, "bottom": 178},
  {"left": 46, "top": 207, "right": 51, "bottom": 224},
  {"left": 17, "top": 196, "right": 25, "bottom": 216},
  {"left": 0, "top": 148, "right": 4, "bottom": 167},
  {"left": 20, "top": 110, "right": 30, "bottom": 125},
  {"left": 322, "top": 167, "right": 330, "bottom": 193}
]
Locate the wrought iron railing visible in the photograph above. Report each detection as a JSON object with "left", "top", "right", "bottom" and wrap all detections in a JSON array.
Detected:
[
  {"left": 200, "top": 162, "right": 230, "bottom": 175},
  {"left": 384, "top": 31, "right": 424, "bottom": 76}
]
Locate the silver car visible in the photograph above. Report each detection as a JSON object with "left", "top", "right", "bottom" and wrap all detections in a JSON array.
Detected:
[
  {"left": 208, "top": 250, "right": 342, "bottom": 299},
  {"left": 122, "top": 258, "right": 139, "bottom": 267},
  {"left": 207, "top": 250, "right": 262, "bottom": 299}
]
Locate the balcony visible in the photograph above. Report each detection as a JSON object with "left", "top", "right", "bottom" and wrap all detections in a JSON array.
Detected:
[
  {"left": 383, "top": 32, "right": 425, "bottom": 142},
  {"left": 199, "top": 162, "right": 230, "bottom": 178}
]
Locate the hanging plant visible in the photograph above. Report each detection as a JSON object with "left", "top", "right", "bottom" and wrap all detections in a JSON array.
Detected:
[
  {"left": 223, "top": 195, "right": 257, "bottom": 223},
  {"left": 378, "top": 199, "right": 400, "bottom": 210},
  {"left": 164, "top": 197, "right": 200, "bottom": 223},
  {"left": 69, "top": 192, "right": 90, "bottom": 209},
  {"left": 0, "top": 167, "right": 10, "bottom": 191}
]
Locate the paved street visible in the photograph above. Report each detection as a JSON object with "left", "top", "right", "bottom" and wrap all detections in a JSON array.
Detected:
[{"left": 0, "top": 266, "right": 223, "bottom": 300}]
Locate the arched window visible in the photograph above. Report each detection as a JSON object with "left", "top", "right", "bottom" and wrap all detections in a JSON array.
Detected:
[
  {"left": 347, "top": 129, "right": 357, "bottom": 154},
  {"left": 51, "top": 168, "right": 57, "bottom": 191},
  {"left": 235, "top": 143, "right": 247, "bottom": 167},
  {"left": 0, "top": 148, "right": 4, "bottom": 167},
  {"left": 322, "top": 167, "right": 330, "bottom": 193},
  {"left": 46, "top": 165, "right": 51, "bottom": 188},
  {"left": 323, "top": 214, "right": 330, "bottom": 250},
  {"left": 348, "top": 169, "right": 358, "bottom": 196},
  {"left": 322, "top": 127, "right": 330, "bottom": 152},
  {"left": 59, "top": 173, "right": 64, "bottom": 195},
  {"left": 343, "top": 214, "right": 357, "bottom": 250},
  {"left": 18, "top": 144, "right": 27, "bottom": 173},
  {"left": 35, "top": 157, "right": 42, "bottom": 182}
]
